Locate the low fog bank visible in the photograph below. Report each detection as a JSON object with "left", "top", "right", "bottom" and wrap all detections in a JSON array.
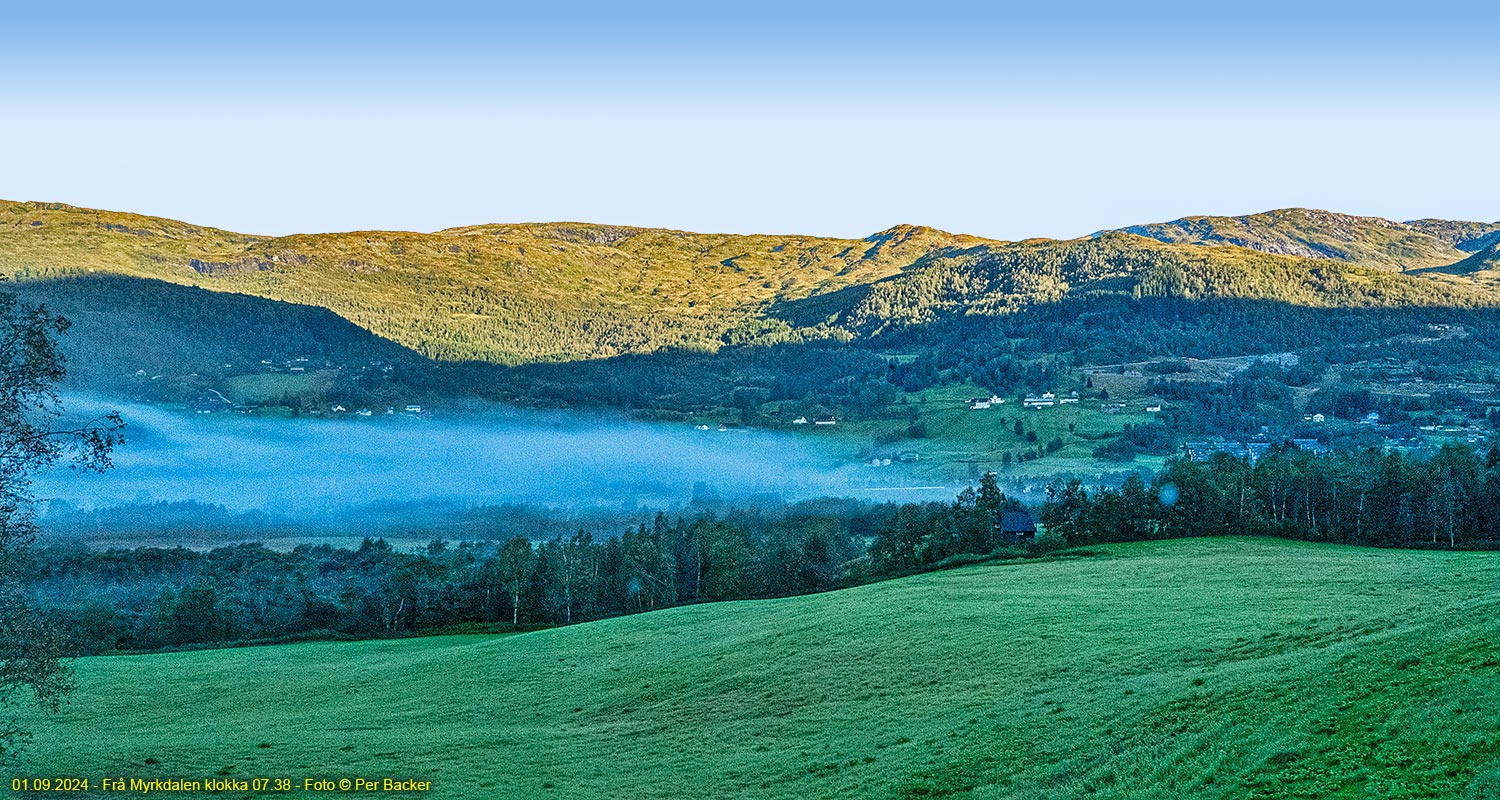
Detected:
[{"left": 37, "top": 396, "right": 956, "bottom": 533}]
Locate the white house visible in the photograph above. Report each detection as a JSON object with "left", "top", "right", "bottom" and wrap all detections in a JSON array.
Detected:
[
  {"left": 792, "top": 416, "right": 809, "bottom": 425},
  {"left": 1023, "top": 392, "right": 1057, "bottom": 408}
]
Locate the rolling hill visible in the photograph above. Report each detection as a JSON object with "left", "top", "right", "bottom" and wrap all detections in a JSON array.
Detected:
[
  {"left": 796, "top": 233, "right": 1500, "bottom": 338},
  {"left": 8, "top": 198, "right": 1500, "bottom": 427},
  {"left": 1436, "top": 242, "right": 1500, "bottom": 276},
  {"left": 6, "top": 201, "right": 1500, "bottom": 376},
  {"left": 1113, "top": 208, "right": 1500, "bottom": 272},
  {"left": 15, "top": 538, "right": 1500, "bottom": 799},
  {"left": 0, "top": 201, "right": 988, "bottom": 364}
]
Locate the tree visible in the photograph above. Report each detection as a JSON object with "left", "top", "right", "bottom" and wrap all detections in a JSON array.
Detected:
[
  {"left": 1040, "top": 479, "right": 1090, "bottom": 546},
  {"left": 973, "top": 472, "right": 1006, "bottom": 550},
  {"left": 495, "top": 536, "right": 533, "bottom": 625},
  {"left": 0, "top": 291, "right": 122, "bottom": 757}
]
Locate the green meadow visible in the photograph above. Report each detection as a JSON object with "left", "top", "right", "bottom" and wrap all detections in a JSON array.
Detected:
[
  {"left": 792, "top": 382, "right": 1159, "bottom": 478},
  {"left": 19, "top": 538, "right": 1500, "bottom": 799}
]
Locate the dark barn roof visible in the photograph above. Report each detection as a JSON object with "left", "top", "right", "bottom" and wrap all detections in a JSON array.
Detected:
[{"left": 1000, "top": 511, "right": 1037, "bottom": 534}]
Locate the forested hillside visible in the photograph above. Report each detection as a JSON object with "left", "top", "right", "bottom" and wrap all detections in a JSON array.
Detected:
[
  {"left": 6, "top": 200, "right": 1499, "bottom": 375},
  {"left": 8, "top": 199, "right": 1500, "bottom": 436}
]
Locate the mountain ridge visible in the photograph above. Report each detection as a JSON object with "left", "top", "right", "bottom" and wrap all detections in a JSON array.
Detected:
[
  {"left": 1109, "top": 207, "right": 1500, "bottom": 272},
  {"left": 4, "top": 199, "right": 1498, "bottom": 373}
]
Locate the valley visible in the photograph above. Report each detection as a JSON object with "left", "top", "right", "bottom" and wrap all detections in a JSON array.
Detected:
[{"left": 8, "top": 201, "right": 1500, "bottom": 484}]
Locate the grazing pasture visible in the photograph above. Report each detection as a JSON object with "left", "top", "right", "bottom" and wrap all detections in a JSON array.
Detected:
[{"left": 20, "top": 538, "right": 1500, "bottom": 799}]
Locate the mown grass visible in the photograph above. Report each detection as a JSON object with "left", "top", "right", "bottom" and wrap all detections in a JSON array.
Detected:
[{"left": 17, "top": 538, "right": 1500, "bottom": 798}]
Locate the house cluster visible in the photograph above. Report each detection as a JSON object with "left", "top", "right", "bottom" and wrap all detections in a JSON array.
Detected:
[
  {"left": 259, "top": 356, "right": 316, "bottom": 374},
  {"left": 1023, "top": 392, "right": 1054, "bottom": 408},
  {"left": 324, "top": 404, "right": 420, "bottom": 417},
  {"left": 1302, "top": 413, "right": 1327, "bottom": 424},
  {"left": 969, "top": 395, "right": 1005, "bottom": 410},
  {"left": 1101, "top": 401, "right": 1164, "bottom": 414},
  {"left": 1183, "top": 438, "right": 1329, "bottom": 465},
  {"left": 1021, "top": 392, "right": 1081, "bottom": 409},
  {"left": 788, "top": 415, "right": 836, "bottom": 426},
  {"left": 867, "top": 451, "right": 921, "bottom": 467},
  {"left": 1416, "top": 423, "right": 1487, "bottom": 445}
]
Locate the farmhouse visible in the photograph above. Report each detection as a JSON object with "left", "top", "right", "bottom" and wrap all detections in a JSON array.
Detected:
[
  {"left": 969, "top": 398, "right": 992, "bottom": 410},
  {"left": 998, "top": 511, "right": 1038, "bottom": 544},
  {"left": 1023, "top": 392, "right": 1056, "bottom": 408},
  {"left": 792, "top": 416, "right": 809, "bottom": 425},
  {"left": 814, "top": 416, "right": 837, "bottom": 426}
]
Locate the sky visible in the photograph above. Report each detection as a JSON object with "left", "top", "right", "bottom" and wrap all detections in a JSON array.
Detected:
[{"left": 3, "top": 1, "right": 1498, "bottom": 239}]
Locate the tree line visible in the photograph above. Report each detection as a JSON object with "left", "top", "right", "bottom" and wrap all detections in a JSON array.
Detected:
[
  {"left": 28, "top": 441, "right": 1500, "bottom": 660},
  {"left": 29, "top": 506, "right": 876, "bottom": 653},
  {"left": 29, "top": 476, "right": 1040, "bottom": 655},
  {"left": 1041, "top": 444, "right": 1500, "bottom": 550}
]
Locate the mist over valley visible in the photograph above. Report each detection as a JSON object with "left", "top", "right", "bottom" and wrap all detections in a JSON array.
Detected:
[{"left": 37, "top": 395, "right": 958, "bottom": 546}]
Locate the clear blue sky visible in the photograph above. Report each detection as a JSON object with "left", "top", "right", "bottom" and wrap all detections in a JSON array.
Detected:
[{"left": 3, "top": 1, "right": 1497, "bottom": 239}]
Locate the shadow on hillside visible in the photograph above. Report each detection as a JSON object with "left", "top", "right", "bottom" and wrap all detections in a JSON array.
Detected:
[
  {"left": 10, "top": 274, "right": 429, "bottom": 391},
  {"left": 16, "top": 274, "right": 1500, "bottom": 417}
]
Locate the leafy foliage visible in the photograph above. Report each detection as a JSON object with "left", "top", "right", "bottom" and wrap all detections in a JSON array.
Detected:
[{"left": 0, "top": 291, "right": 120, "bottom": 757}]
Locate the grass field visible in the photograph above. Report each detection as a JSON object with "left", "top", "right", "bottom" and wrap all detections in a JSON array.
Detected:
[
  {"left": 783, "top": 382, "right": 1159, "bottom": 480},
  {"left": 17, "top": 538, "right": 1500, "bottom": 799}
]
